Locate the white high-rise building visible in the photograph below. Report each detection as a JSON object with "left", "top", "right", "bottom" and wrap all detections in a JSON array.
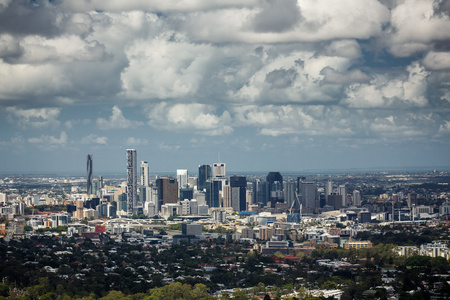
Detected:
[
  {"left": 140, "top": 161, "right": 149, "bottom": 186},
  {"left": 126, "top": 149, "right": 137, "bottom": 217},
  {"left": 353, "top": 190, "right": 361, "bottom": 206},
  {"left": 0, "top": 193, "right": 6, "bottom": 204},
  {"left": 326, "top": 180, "right": 333, "bottom": 196},
  {"left": 190, "top": 199, "right": 199, "bottom": 215},
  {"left": 338, "top": 185, "right": 347, "bottom": 207},
  {"left": 213, "top": 163, "right": 226, "bottom": 179},
  {"left": 181, "top": 199, "right": 191, "bottom": 215},
  {"left": 177, "top": 169, "right": 188, "bottom": 189}
]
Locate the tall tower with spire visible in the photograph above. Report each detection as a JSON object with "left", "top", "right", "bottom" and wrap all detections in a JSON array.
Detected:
[{"left": 86, "top": 154, "right": 93, "bottom": 195}]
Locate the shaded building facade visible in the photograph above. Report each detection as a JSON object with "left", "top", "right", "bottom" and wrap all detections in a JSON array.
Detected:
[{"left": 230, "top": 175, "right": 247, "bottom": 211}]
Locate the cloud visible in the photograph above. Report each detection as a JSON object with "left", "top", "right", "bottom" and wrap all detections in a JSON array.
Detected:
[
  {"left": 0, "top": 0, "right": 449, "bottom": 172},
  {"left": 81, "top": 134, "right": 108, "bottom": 145},
  {"left": 59, "top": 0, "right": 258, "bottom": 13},
  {"left": 439, "top": 120, "right": 450, "bottom": 134},
  {"left": 120, "top": 36, "right": 214, "bottom": 100},
  {"left": 6, "top": 107, "right": 61, "bottom": 128},
  {"left": 28, "top": 131, "right": 68, "bottom": 150},
  {"left": 265, "top": 68, "right": 297, "bottom": 89},
  {"left": 251, "top": 0, "right": 301, "bottom": 33},
  {"left": 321, "top": 67, "right": 372, "bottom": 84},
  {"left": 146, "top": 102, "right": 233, "bottom": 136},
  {"left": 323, "top": 39, "right": 362, "bottom": 58},
  {"left": 387, "top": 0, "right": 450, "bottom": 57},
  {"left": 343, "top": 62, "right": 429, "bottom": 108},
  {"left": 0, "top": 135, "right": 25, "bottom": 151},
  {"left": 233, "top": 105, "right": 354, "bottom": 137},
  {"left": 157, "top": 142, "right": 180, "bottom": 151},
  {"left": 422, "top": 51, "right": 450, "bottom": 70},
  {"left": 97, "top": 106, "right": 143, "bottom": 130},
  {"left": 179, "top": 0, "right": 389, "bottom": 43},
  {"left": 368, "top": 114, "right": 440, "bottom": 139},
  {"left": 126, "top": 137, "right": 148, "bottom": 145},
  {"left": 233, "top": 51, "right": 354, "bottom": 104},
  {"left": 7, "top": 35, "right": 108, "bottom": 64},
  {"left": 0, "top": 61, "right": 71, "bottom": 101}
]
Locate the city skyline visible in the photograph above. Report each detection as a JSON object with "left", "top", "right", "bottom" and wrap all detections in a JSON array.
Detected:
[{"left": 0, "top": 1, "right": 450, "bottom": 174}]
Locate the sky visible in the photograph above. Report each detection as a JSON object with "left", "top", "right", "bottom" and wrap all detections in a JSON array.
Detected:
[{"left": 1, "top": 0, "right": 450, "bottom": 175}]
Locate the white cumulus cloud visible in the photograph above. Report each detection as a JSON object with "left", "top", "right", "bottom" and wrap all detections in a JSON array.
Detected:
[
  {"left": 146, "top": 102, "right": 233, "bottom": 136},
  {"left": 28, "top": 131, "right": 68, "bottom": 150},
  {"left": 97, "top": 106, "right": 143, "bottom": 130},
  {"left": 81, "top": 134, "right": 108, "bottom": 145},
  {"left": 6, "top": 107, "right": 61, "bottom": 128}
]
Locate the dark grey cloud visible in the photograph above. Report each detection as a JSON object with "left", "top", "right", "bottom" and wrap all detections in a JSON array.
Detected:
[
  {"left": 433, "top": 0, "right": 450, "bottom": 16},
  {"left": 252, "top": 0, "right": 301, "bottom": 33},
  {"left": 0, "top": 0, "right": 62, "bottom": 37},
  {"left": 0, "top": 0, "right": 93, "bottom": 38},
  {"left": 320, "top": 67, "right": 372, "bottom": 84},
  {"left": 265, "top": 68, "right": 297, "bottom": 89}
]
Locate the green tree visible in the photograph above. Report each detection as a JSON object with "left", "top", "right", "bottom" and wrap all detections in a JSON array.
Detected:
[
  {"left": 232, "top": 289, "right": 249, "bottom": 300},
  {"left": 100, "top": 290, "right": 126, "bottom": 300}
]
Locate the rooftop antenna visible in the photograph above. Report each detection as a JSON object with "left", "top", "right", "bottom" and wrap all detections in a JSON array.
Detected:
[{"left": 218, "top": 152, "right": 221, "bottom": 163}]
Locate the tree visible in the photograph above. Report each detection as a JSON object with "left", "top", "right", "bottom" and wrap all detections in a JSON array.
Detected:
[
  {"left": 100, "top": 290, "right": 126, "bottom": 300},
  {"left": 232, "top": 289, "right": 249, "bottom": 300},
  {"left": 273, "top": 251, "right": 284, "bottom": 259}
]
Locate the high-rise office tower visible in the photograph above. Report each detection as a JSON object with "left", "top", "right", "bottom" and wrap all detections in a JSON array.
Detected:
[
  {"left": 126, "top": 149, "right": 137, "bottom": 217},
  {"left": 326, "top": 180, "right": 333, "bottom": 196},
  {"left": 213, "top": 163, "right": 226, "bottom": 179},
  {"left": 87, "top": 154, "right": 93, "bottom": 195},
  {"left": 338, "top": 185, "right": 347, "bottom": 207},
  {"left": 230, "top": 175, "right": 247, "bottom": 211},
  {"left": 156, "top": 177, "right": 178, "bottom": 209},
  {"left": 284, "top": 181, "right": 297, "bottom": 208},
  {"left": 353, "top": 190, "right": 361, "bottom": 206},
  {"left": 246, "top": 189, "right": 253, "bottom": 206},
  {"left": 140, "top": 161, "right": 149, "bottom": 186},
  {"left": 407, "top": 192, "right": 417, "bottom": 208},
  {"left": 222, "top": 184, "right": 232, "bottom": 207},
  {"left": 98, "top": 176, "right": 103, "bottom": 189},
  {"left": 253, "top": 179, "right": 268, "bottom": 207},
  {"left": 205, "top": 180, "right": 221, "bottom": 208},
  {"left": 177, "top": 169, "right": 188, "bottom": 190},
  {"left": 299, "top": 181, "right": 318, "bottom": 209},
  {"left": 267, "top": 172, "right": 283, "bottom": 207},
  {"left": 198, "top": 164, "right": 211, "bottom": 191},
  {"left": 180, "top": 187, "right": 194, "bottom": 201}
]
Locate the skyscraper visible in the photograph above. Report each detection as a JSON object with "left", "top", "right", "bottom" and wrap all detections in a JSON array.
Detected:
[
  {"left": 86, "top": 154, "right": 93, "bottom": 195},
  {"left": 213, "top": 163, "right": 226, "bottom": 179},
  {"left": 198, "top": 164, "right": 211, "bottom": 191},
  {"left": 338, "top": 185, "right": 347, "bottom": 207},
  {"left": 126, "top": 149, "right": 137, "bottom": 217},
  {"left": 353, "top": 190, "right": 361, "bottom": 206},
  {"left": 156, "top": 177, "right": 178, "bottom": 209},
  {"left": 299, "top": 181, "right": 318, "bottom": 209},
  {"left": 230, "top": 175, "right": 247, "bottom": 211},
  {"left": 253, "top": 179, "right": 268, "bottom": 207},
  {"left": 222, "top": 184, "right": 231, "bottom": 208},
  {"left": 267, "top": 172, "right": 283, "bottom": 207},
  {"left": 205, "top": 180, "right": 221, "bottom": 208},
  {"left": 326, "top": 180, "right": 333, "bottom": 196},
  {"left": 140, "top": 161, "right": 149, "bottom": 186},
  {"left": 283, "top": 181, "right": 297, "bottom": 209},
  {"left": 177, "top": 169, "right": 188, "bottom": 190}
]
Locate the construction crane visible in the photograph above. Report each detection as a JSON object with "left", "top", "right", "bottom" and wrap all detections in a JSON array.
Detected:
[{"left": 287, "top": 192, "right": 302, "bottom": 223}]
